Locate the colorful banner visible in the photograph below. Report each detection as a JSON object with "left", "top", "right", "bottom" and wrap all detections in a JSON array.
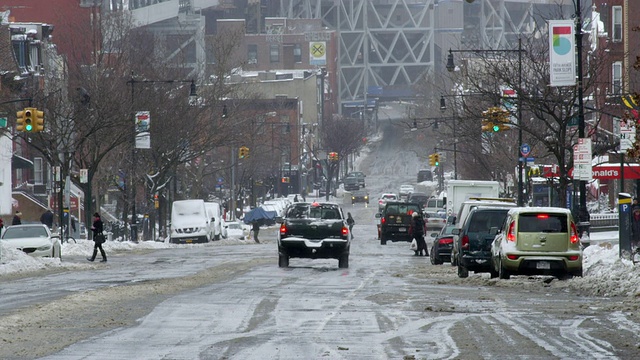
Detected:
[
  {"left": 549, "top": 20, "right": 576, "bottom": 87},
  {"left": 135, "top": 111, "right": 151, "bottom": 149}
]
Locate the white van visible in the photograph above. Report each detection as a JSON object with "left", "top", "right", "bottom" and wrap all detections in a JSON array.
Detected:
[
  {"left": 170, "top": 199, "right": 211, "bottom": 243},
  {"left": 205, "top": 202, "right": 223, "bottom": 240}
]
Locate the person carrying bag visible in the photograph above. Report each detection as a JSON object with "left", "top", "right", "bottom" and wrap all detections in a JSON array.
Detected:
[{"left": 87, "top": 212, "right": 107, "bottom": 263}]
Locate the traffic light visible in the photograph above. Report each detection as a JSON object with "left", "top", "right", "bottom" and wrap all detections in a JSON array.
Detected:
[
  {"left": 482, "top": 106, "right": 511, "bottom": 132},
  {"left": 428, "top": 154, "right": 436, "bottom": 166},
  {"left": 238, "top": 146, "right": 249, "bottom": 159},
  {"left": 281, "top": 177, "right": 290, "bottom": 183},
  {"left": 329, "top": 152, "right": 338, "bottom": 161},
  {"left": 34, "top": 109, "right": 44, "bottom": 132},
  {"left": 433, "top": 153, "right": 440, "bottom": 166}
]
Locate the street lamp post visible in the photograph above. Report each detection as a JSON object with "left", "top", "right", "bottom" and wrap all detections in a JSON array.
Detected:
[
  {"left": 446, "top": 37, "right": 525, "bottom": 205},
  {"left": 127, "top": 75, "right": 197, "bottom": 241}
]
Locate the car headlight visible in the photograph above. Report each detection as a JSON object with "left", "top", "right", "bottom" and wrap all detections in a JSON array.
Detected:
[{"left": 364, "top": 196, "right": 368, "bottom": 200}]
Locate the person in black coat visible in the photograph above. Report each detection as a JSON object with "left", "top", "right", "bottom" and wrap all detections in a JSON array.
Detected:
[
  {"left": 87, "top": 212, "right": 107, "bottom": 262},
  {"left": 12, "top": 211, "right": 22, "bottom": 225},
  {"left": 40, "top": 209, "right": 54, "bottom": 228},
  {"left": 411, "top": 212, "right": 428, "bottom": 256}
]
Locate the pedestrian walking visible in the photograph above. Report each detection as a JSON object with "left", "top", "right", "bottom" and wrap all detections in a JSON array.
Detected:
[
  {"left": 410, "top": 212, "right": 428, "bottom": 256},
  {"left": 87, "top": 212, "right": 107, "bottom": 262},
  {"left": 12, "top": 211, "right": 22, "bottom": 225},
  {"left": 252, "top": 221, "right": 261, "bottom": 244},
  {"left": 40, "top": 209, "right": 54, "bottom": 228},
  {"left": 346, "top": 212, "right": 355, "bottom": 239}
]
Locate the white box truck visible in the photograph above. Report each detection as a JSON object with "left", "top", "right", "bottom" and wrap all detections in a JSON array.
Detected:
[{"left": 445, "top": 180, "right": 500, "bottom": 221}]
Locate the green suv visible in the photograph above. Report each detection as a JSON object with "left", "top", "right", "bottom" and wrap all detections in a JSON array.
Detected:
[{"left": 490, "top": 207, "right": 583, "bottom": 279}]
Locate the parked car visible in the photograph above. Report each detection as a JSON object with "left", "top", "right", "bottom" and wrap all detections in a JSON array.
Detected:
[
  {"left": 451, "top": 206, "right": 512, "bottom": 278},
  {"left": 347, "top": 171, "right": 366, "bottom": 188},
  {"left": 343, "top": 176, "right": 360, "bottom": 191},
  {"left": 350, "top": 189, "right": 369, "bottom": 205},
  {"left": 430, "top": 225, "right": 456, "bottom": 265},
  {"left": 376, "top": 201, "right": 423, "bottom": 245},
  {"left": 224, "top": 221, "right": 248, "bottom": 240},
  {"left": 1, "top": 224, "right": 62, "bottom": 259},
  {"left": 170, "top": 199, "right": 211, "bottom": 244},
  {"left": 399, "top": 184, "right": 415, "bottom": 198},
  {"left": 378, "top": 193, "right": 398, "bottom": 211},
  {"left": 453, "top": 197, "right": 517, "bottom": 226},
  {"left": 490, "top": 207, "right": 583, "bottom": 279}
]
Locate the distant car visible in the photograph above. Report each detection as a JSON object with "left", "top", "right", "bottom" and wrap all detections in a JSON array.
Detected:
[
  {"left": 407, "top": 192, "right": 430, "bottom": 208},
  {"left": 430, "top": 225, "right": 455, "bottom": 265},
  {"left": 224, "top": 221, "right": 248, "bottom": 240},
  {"left": 490, "top": 207, "right": 583, "bottom": 279},
  {"left": 399, "top": 184, "right": 415, "bottom": 198},
  {"left": 343, "top": 176, "right": 360, "bottom": 191},
  {"left": 417, "top": 169, "right": 433, "bottom": 182},
  {"left": 378, "top": 193, "right": 398, "bottom": 211},
  {"left": 351, "top": 190, "right": 369, "bottom": 204},
  {"left": 1, "top": 224, "right": 62, "bottom": 259},
  {"left": 347, "top": 171, "right": 366, "bottom": 188}
]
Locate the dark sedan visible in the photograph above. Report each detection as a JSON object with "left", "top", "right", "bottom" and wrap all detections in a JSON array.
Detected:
[
  {"left": 350, "top": 190, "right": 369, "bottom": 205},
  {"left": 430, "top": 225, "right": 455, "bottom": 265}
]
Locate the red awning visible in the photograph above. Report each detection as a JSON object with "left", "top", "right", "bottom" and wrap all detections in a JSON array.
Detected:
[{"left": 570, "top": 164, "right": 640, "bottom": 180}]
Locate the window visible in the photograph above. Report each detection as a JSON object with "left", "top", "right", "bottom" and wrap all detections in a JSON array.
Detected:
[
  {"left": 34, "top": 157, "right": 43, "bottom": 184},
  {"left": 270, "top": 44, "right": 279, "bottom": 63},
  {"left": 612, "top": 61, "right": 622, "bottom": 95},
  {"left": 612, "top": 6, "right": 622, "bottom": 42},
  {"left": 247, "top": 44, "right": 257, "bottom": 64},
  {"left": 293, "top": 43, "right": 301, "bottom": 63}
]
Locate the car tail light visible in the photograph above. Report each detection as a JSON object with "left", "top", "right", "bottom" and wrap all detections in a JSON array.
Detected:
[
  {"left": 381, "top": 217, "right": 386, "bottom": 224},
  {"left": 570, "top": 222, "right": 579, "bottom": 244},
  {"left": 507, "top": 254, "right": 519, "bottom": 260},
  {"left": 568, "top": 255, "right": 580, "bottom": 261},
  {"left": 379, "top": 200, "right": 384, "bottom": 205},
  {"left": 439, "top": 237, "right": 453, "bottom": 245},
  {"left": 506, "top": 221, "right": 516, "bottom": 242},
  {"left": 461, "top": 234, "right": 469, "bottom": 249},
  {"left": 537, "top": 214, "right": 549, "bottom": 219},
  {"left": 279, "top": 224, "right": 287, "bottom": 237},
  {"left": 342, "top": 226, "right": 349, "bottom": 237}
]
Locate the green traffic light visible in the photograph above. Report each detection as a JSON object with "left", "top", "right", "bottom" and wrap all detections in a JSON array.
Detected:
[{"left": 492, "top": 124, "right": 500, "bottom": 132}]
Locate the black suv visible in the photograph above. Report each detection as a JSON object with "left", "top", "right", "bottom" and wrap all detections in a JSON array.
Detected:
[
  {"left": 376, "top": 201, "right": 423, "bottom": 245},
  {"left": 451, "top": 206, "right": 511, "bottom": 278}
]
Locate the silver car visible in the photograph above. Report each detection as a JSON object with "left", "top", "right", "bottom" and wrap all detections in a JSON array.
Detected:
[{"left": 1, "top": 224, "right": 62, "bottom": 259}]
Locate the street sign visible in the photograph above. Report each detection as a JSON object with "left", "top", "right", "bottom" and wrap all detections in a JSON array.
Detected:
[
  {"left": 573, "top": 138, "right": 592, "bottom": 180},
  {"left": 520, "top": 143, "right": 531, "bottom": 157},
  {"left": 0, "top": 117, "right": 7, "bottom": 128},
  {"left": 620, "top": 121, "right": 635, "bottom": 151}
]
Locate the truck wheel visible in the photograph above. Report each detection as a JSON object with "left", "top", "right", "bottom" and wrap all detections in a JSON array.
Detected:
[
  {"left": 457, "top": 265, "right": 469, "bottom": 278},
  {"left": 431, "top": 250, "right": 442, "bottom": 265},
  {"left": 278, "top": 253, "right": 289, "bottom": 268},
  {"left": 380, "top": 235, "right": 387, "bottom": 245},
  {"left": 338, "top": 254, "right": 349, "bottom": 268}
]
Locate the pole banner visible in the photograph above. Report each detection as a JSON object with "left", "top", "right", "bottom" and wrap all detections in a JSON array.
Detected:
[
  {"left": 135, "top": 111, "right": 151, "bottom": 149},
  {"left": 549, "top": 20, "right": 576, "bottom": 87}
]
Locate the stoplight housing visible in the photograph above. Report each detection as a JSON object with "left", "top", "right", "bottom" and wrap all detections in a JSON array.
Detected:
[
  {"left": 433, "top": 153, "right": 440, "bottom": 166},
  {"left": 481, "top": 119, "right": 494, "bottom": 132},
  {"left": 16, "top": 109, "right": 25, "bottom": 132},
  {"left": 428, "top": 154, "right": 435, "bottom": 166},
  {"left": 239, "top": 146, "right": 249, "bottom": 159},
  {"left": 34, "top": 109, "right": 44, "bottom": 132}
]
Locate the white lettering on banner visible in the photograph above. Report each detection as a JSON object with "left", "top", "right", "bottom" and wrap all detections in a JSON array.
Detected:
[{"left": 593, "top": 169, "right": 619, "bottom": 178}]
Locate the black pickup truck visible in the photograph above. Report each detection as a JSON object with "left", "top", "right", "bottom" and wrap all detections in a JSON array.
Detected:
[{"left": 277, "top": 202, "right": 350, "bottom": 268}]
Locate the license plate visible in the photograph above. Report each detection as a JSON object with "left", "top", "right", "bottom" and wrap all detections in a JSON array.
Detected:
[
  {"left": 186, "top": 239, "right": 193, "bottom": 243},
  {"left": 399, "top": 227, "right": 406, "bottom": 232},
  {"left": 536, "top": 261, "right": 550, "bottom": 269}
]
